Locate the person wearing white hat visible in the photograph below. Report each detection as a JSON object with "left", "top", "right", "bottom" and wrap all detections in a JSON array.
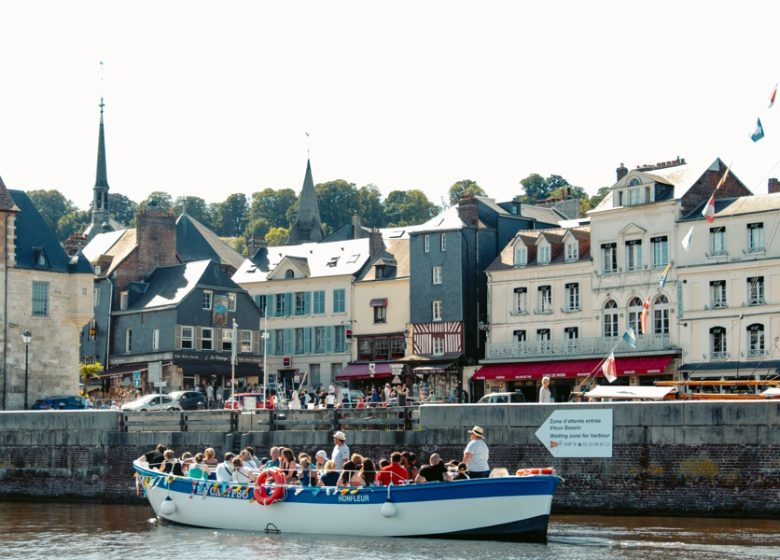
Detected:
[
  {"left": 462, "top": 425, "right": 490, "bottom": 478},
  {"left": 331, "top": 431, "right": 350, "bottom": 470}
]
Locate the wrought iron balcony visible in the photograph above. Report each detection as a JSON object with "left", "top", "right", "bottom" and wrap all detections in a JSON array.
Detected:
[{"left": 485, "top": 334, "right": 674, "bottom": 360}]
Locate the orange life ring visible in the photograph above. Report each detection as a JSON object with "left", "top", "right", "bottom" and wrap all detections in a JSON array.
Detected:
[
  {"left": 515, "top": 467, "right": 556, "bottom": 477},
  {"left": 253, "top": 468, "right": 287, "bottom": 505}
]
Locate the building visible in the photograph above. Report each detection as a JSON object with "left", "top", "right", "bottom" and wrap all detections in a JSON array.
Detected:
[{"left": 0, "top": 178, "right": 93, "bottom": 409}]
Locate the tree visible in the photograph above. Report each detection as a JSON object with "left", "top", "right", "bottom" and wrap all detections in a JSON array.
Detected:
[
  {"left": 108, "top": 192, "right": 137, "bottom": 226},
  {"left": 589, "top": 186, "right": 611, "bottom": 208},
  {"left": 80, "top": 361, "right": 104, "bottom": 398},
  {"left": 27, "top": 189, "right": 78, "bottom": 238},
  {"left": 213, "top": 193, "right": 248, "bottom": 237},
  {"left": 138, "top": 191, "right": 174, "bottom": 212},
  {"left": 265, "top": 226, "right": 289, "bottom": 246},
  {"left": 244, "top": 217, "right": 270, "bottom": 244},
  {"left": 57, "top": 210, "right": 91, "bottom": 240},
  {"left": 519, "top": 173, "right": 572, "bottom": 203},
  {"left": 357, "top": 184, "right": 386, "bottom": 228},
  {"left": 248, "top": 188, "right": 298, "bottom": 229},
  {"left": 173, "top": 195, "right": 213, "bottom": 227},
  {"left": 384, "top": 189, "right": 438, "bottom": 226},
  {"left": 448, "top": 180, "right": 486, "bottom": 205},
  {"left": 315, "top": 180, "right": 360, "bottom": 233}
]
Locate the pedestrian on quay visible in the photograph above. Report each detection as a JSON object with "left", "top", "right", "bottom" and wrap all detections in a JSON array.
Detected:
[
  {"left": 539, "top": 376, "right": 552, "bottom": 403},
  {"left": 462, "top": 426, "right": 490, "bottom": 479}
]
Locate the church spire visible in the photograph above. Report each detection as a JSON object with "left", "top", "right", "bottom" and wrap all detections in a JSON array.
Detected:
[
  {"left": 88, "top": 97, "right": 111, "bottom": 238},
  {"left": 288, "top": 159, "right": 324, "bottom": 244}
]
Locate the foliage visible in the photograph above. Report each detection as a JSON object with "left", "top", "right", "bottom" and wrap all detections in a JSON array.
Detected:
[
  {"left": 265, "top": 226, "right": 289, "bottom": 246},
  {"left": 27, "top": 189, "right": 79, "bottom": 239},
  {"left": 315, "top": 180, "right": 360, "bottom": 233},
  {"left": 589, "top": 186, "right": 611, "bottom": 208},
  {"left": 223, "top": 236, "right": 248, "bottom": 257},
  {"left": 138, "top": 191, "right": 174, "bottom": 212},
  {"left": 108, "top": 193, "right": 137, "bottom": 225},
  {"left": 213, "top": 193, "right": 248, "bottom": 237},
  {"left": 384, "top": 189, "right": 438, "bottom": 226},
  {"left": 518, "top": 173, "right": 571, "bottom": 202},
  {"left": 79, "top": 362, "right": 104, "bottom": 397},
  {"left": 173, "top": 195, "right": 213, "bottom": 227},
  {"left": 57, "top": 210, "right": 90, "bottom": 240},
  {"left": 357, "top": 184, "right": 386, "bottom": 228},
  {"left": 448, "top": 180, "right": 486, "bottom": 205},
  {"left": 248, "top": 188, "right": 298, "bottom": 229}
]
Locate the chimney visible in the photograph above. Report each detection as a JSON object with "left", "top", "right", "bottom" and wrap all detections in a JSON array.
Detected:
[
  {"left": 369, "top": 229, "right": 384, "bottom": 257},
  {"left": 457, "top": 195, "right": 479, "bottom": 226},
  {"left": 769, "top": 178, "right": 780, "bottom": 194},
  {"left": 136, "top": 206, "right": 177, "bottom": 279},
  {"left": 616, "top": 163, "right": 628, "bottom": 181},
  {"left": 352, "top": 213, "right": 362, "bottom": 239}
]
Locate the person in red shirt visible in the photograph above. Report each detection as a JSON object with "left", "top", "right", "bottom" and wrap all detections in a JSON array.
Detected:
[{"left": 377, "top": 452, "right": 408, "bottom": 485}]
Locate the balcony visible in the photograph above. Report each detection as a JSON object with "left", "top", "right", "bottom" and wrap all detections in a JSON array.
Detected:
[{"left": 485, "top": 334, "right": 674, "bottom": 360}]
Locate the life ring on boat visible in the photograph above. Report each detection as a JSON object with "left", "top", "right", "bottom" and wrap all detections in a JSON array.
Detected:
[
  {"left": 253, "top": 468, "right": 287, "bottom": 505},
  {"left": 515, "top": 467, "right": 556, "bottom": 477}
]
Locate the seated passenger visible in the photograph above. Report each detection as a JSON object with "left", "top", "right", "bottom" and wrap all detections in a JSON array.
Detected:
[
  {"left": 239, "top": 449, "right": 257, "bottom": 470},
  {"left": 360, "top": 458, "right": 379, "bottom": 486},
  {"left": 180, "top": 451, "right": 195, "bottom": 475},
  {"left": 232, "top": 457, "right": 256, "bottom": 483},
  {"left": 139, "top": 443, "right": 167, "bottom": 469},
  {"left": 215, "top": 452, "right": 236, "bottom": 482},
  {"left": 376, "top": 452, "right": 408, "bottom": 485},
  {"left": 280, "top": 448, "right": 299, "bottom": 483},
  {"left": 264, "top": 447, "right": 281, "bottom": 470},
  {"left": 318, "top": 460, "right": 340, "bottom": 487},
  {"left": 187, "top": 453, "right": 210, "bottom": 480},
  {"left": 158, "top": 449, "right": 183, "bottom": 476},
  {"left": 452, "top": 462, "right": 470, "bottom": 480},
  {"left": 416, "top": 453, "right": 446, "bottom": 483},
  {"left": 203, "top": 447, "right": 219, "bottom": 479},
  {"left": 338, "top": 460, "right": 363, "bottom": 487}
]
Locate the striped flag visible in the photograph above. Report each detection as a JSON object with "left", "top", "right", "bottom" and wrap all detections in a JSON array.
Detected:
[
  {"left": 623, "top": 327, "right": 637, "bottom": 348},
  {"left": 681, "top": 225, "right": 694, "bottom": 251},
  {"left": 231, "top": 319, "right": 238, "bottom": 366},
  {"left": 770, "top": 84, "right": 777, "bottom": 109},
  {"left": 751, "top": 118, "right": 765, "bottom": 142},
  {"left": 602, "top": 352, "right": 617, "bottom": 383},
  {"left": 702, "top": 193, "right": 716, "bottom": 223},
  {"left": 714, "top": 166, "right": 730, "bottom": 191},
  {"left": 640, "top": 299, "right": 650, "bottom": 335},
  {"left": 659, "top": 261, "right": 673, "bottom": 289}
]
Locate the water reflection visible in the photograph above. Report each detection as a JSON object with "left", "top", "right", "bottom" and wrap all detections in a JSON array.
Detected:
[{"left": 0, "top": 503, "right": 778, "bottom": 560}]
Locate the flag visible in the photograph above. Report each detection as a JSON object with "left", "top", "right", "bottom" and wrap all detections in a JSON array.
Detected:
[
  {"left": 714, "top": 165, "right": 730, "bottom": 191},
  {"left": 751, "top": 118, "right": 765, "bottom": 142},
  {"left": 623, "top": 327, "right": 637, "bottom": 349},
  {"left": 602, "top": 352, "right": 617, "bottom": 383},
  {"left": 681, "top": 225, "right": 694, "bottom": 251},
  {"left": 702, "top": 193, "right": 716, "bottom": 223},
  {"left": 231, "top": 319, "right": 238, "bottom": 366},
  {"left": 659, "top": 261, "right": 673, "bottom": 289},
  {"left": 640, "top": 299, "right": 650, "bottom": 335},
  {"left": 769, "top": 84, "right": 777, "bottom": 109}
]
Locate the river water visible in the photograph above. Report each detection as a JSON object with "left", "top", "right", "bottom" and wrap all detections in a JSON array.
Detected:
[{"left": 0, "top": 502, "right": 778, "bottom": 560}]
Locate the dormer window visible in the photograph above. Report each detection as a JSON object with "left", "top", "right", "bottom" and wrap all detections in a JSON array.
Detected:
[
  {"left": 327, "top": 257, "right": 340, "bottom": 267},
  {"left": 565, "top": 241, "right": 578, "bottom": 262},
  {"left": 514, "top": 245, "right": 528, "bottom": 267},
  {"left": 627, "top": 177, "right": 641, "bottom": 187},
  {"left": 33, "top": 247, "right": 49, "bottom": 268},
  {"left": 538, "top": 244, "right": 551, "bottom": 265},
  {"left": 285, "top": 269, "right": 295, "bottom": 278}
]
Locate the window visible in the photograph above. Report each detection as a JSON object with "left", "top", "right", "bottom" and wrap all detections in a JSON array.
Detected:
[
  {"left": 710, "top": 280, "right": 727, "bottom": 308},
  {"left": 651, "top": 236, "right": 668, "bottom": 268},
  {"left": 424, "top": 234, "right": 430, "bottom": 253},
  {"left": 627, "top": 188, "right": 641, "bottom": 205},
  {"left": 709, "top": 227, "right": 726, "bottom": 255},
  {"left": 432, "top": 266, "right": 442, "bottom": 285},
  {"left": 513, "top": 287, "right": 527, "bottom": 313},
  {"left": 747, "top": 324, "right": 765, "bottom": 357},
  {"left": 440, "top": 233, "right": 446, "bottom": 251},
  {"left": 93, "top": 287, "right": 100, "bottom": 308},
  {"left": 125, "top": 329, "right": 133, "bottom": 353},
  {"left": 375, "top": 265, "right": 385, "bottom": 279},
  {"left": 181, "top": 326, "right": 194, "bottom": 349},
  {"left": 538, "top": 244, "right": 551, "bottom": 264},
  {"left": 314, "top": 327, "right": 326, "bottom": 353},
  {"left": 603, "top": 300, "right": 618, "bottom": 338},
  {"left": 747, "top": 223, "right": 764, "bottom": 252},
  {"left": 313, "top": 291, "right": 325, "bottom": 314},
  {"left": 514, "top": 245, "right": 528, "bottom": 267},
  {"left": 537, "top": 285, "right": 552, "bottom": 312},
  {"left": 390, "top": 336, "right": 405, "bottom": 358},
  {"left": 295, "top": 292, "right": 306, "bottom": 315},
  {"left": 240, "top": 330, "right": 252, "bottom": 353},
  {"left": 513, "top": 330, "right": 526, "bottom": 343},
  {"left": 625, "top": 240, "right": 643, "bottom": 271},
  {"left": 564, "top": 327, "right": 579, "bottom": 350},
  {"left": 202, "top": 290, "right": 213, "bottom": 310},
  {"left": 747, "top": 276, "right": 765, "bottom": 306},
  {"left": 152, "top": 329, "right": 160, "bottom": 351},
  {"left": 627, "top": 177, "right": 641, "bottom": 187},
  {"left": 654, "top": 295, "right": 669, "bottom": 335},
  {"left": 432, "top": 300, "right": 443, "bottom": 321},
  {"left": 294, "top": 328, "right": 305, "bottom": 355},
  {"left": 565, "top": 241, "right": 578, "bottom": 262},
  {"left": 285, "top": 269, "right": 295, "bottom": 278},
  {"left": 274, "top": 329, "right": 285, "bottom": 355},
  {"left": 334, "top": 325, "right": 346, "bottom": 353},
  {"left": 326, "top": 257, "right": 339, "bottom": 268},
  {"left": 432, "top": 335, "right": 444, "bottom": 356},
  {"left": 710, "top": 327, "right": 727, "bottom": 359},
  {"left": 565, "top": 283, "right": 580, "bottom": 311},
  {"left": 228, "top": 293, "right": 236, "bottom": 312},
  {"left": 222, "top": 328, "right": 233, "bottom": 352},
  {"left": 374, "top": 337, "right": 390, "bottom": 359},
  {"left": 537, "top": 329, "right": 551, "bottom": 352},
  {"left": 275, "top": 293, "right": 287, "bottom": 316},
  {"left": 254, "top": 294, "right": 267, "bottom": 317},
  {"left": 119, "top": 290, "right": 128, "bottom": 311},
  {"left": 627, "top": 297, "right": 643, "bottom": 334},
  {"left": 333, "top": 289, "right": 346, "bottom": 313},
  {"left": 373, "top": 305, "right": 387, "bottom": 324},
  {"left": 201, "top": 327, "right": 213, "bottom": 350},
  {"left": 601, "top": 243, "right": 617, "bottom": 273},
  {"left": 32, "top": 281, "right": 49, "bottom": 316}
]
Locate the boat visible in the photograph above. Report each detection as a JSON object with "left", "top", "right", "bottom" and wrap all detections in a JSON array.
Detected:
[{"left": 133, "top": 460, "right": 562, "bottom": 542}]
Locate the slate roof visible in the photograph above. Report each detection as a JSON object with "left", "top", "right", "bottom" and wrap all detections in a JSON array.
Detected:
[
  {"left": 176, "top": 213, "right": 244, "bottom": 270},
  {"left": 10, "top": 190, "right": 92, "bottom": 273},
  {"left": 680, "top": 191, "right": 780, "bottom": 222},
  {"left": 0, "top": 176, "right": 20, "bottom": 212},
  {"left": 357, "top": 238, "right": 410, "bottom": 281},
  {"left": 486, "top": 225, "right": 591, "bottom": 272}
]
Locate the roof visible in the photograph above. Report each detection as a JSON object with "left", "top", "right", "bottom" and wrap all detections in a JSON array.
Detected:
[
  {"left": 176, "top": 213, "right": 244, "bottom": 270},
  {"left": 10, "top": 190, "right": 92, "bottom": 274},
  {"left": 515, "top": 204, "right": 565, "bottom": 224},
  {"left": 357, "top": 237, "right": 410, "bottom": 281},
  {"left": 232, "top": 238, "right": 371, "bottom": 284},
  {"left": 82, "top": 229, "right": 126, "bottom": 263},
  {"left": 680, "top": 192, "right": 780, "bottom": 222},
  {"left": 414, "top": 207, "right": 466, "bottom": 232},
  {"left": 0, "top": 176, "right": 20, "bottom": 212},
  {"left": 288, "top": 159, "right": 324, "bottom": 244},
  {"left": 486, "top": 225, "right": 590, "bottom": 271}
]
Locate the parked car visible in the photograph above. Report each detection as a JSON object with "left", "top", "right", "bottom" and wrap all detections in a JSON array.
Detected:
[
  {"left": 31, "top": 395, "right": 92, "bottom": 410},
  {"left": 121, "top": 394, "right": 181, "bottom": 412},
  {"left": 477, "top": 391, "right": 527, "bottom": 404},
  {"left": 168, "top": 390, "right": 208, "bottom": 410},
  {"left": 223, "top": 392, "right": 275, "bottom": 410},
  {"left": 339, "top": 389, "right": 365, "bottom": 407}
]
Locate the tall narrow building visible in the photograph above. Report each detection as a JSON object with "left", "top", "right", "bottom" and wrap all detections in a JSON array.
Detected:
[
  {"left": 287, "top": 159, "right": 324, "bottom": 244},
  {"left": 85, "top": 98, "right": 111, "bottom": 240}
]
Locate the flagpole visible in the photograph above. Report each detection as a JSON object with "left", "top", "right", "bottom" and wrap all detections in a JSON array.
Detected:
[
  {"left": 262, "top": 314, "right": 269, "bottom": 407},
  {"left": 231, "top": 318, "right": 238, "bottom": 403}
]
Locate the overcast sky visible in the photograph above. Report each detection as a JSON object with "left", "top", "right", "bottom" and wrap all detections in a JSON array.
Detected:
[{"left": 1, "top": 1, "right": 779, "bottom": 210}]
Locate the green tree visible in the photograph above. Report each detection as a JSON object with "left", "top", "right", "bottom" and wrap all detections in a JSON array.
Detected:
[
  {"left": 265, "top": 226, "right": 289, "bottom": 246},
  {"left": 384, "top": 189, "right": 438, "bottom": 226},
  {"left": 589, "top": 186, "right": 611, "bottom": 208},
  {"left": 173, "top": 195, "right": 213, "bottom": 227},
  {"left": 248, "top": 188, "right": 298, "bottom": 229},
  {"left": 27, "top": 189, "right": 78, "bottom": 238},
  {"left": 213, "top": 193, "right": 248, "bottom": 237},
  {"left": 108, "top": 192, "right": 137, "bottom": 226},
  {"left": 57, "top": 210, "right": 91, "bottom": 240},
  {"left": 244, "top": 217, "right": 271, "bottom": 243},
  {"left": 357, "top": 184, "right": 386, "bottom": 227},
  {"left": 448, "top": 179, "right": 486, "bottom": 205},
  {"left": 80, "top": 361, "right": 104, "bottom": 398},
  {"left": 138, "top": 191, "right": 174, "bottom": 212},
  {"left": 315, "top": 180, "right": 360, "bottom": 233},
  {"left": 519, "top": 173, "right": 572, "bottom": 203}
]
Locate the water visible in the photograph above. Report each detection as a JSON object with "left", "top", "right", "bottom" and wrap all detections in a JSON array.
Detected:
[{"left": 0, "top": 502, "right": 778, "bottom": 560}]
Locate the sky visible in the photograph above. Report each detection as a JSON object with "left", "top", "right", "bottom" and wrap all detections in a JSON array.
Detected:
[{"left": 2, "top": 1, "right": 780, "bottom": 211}]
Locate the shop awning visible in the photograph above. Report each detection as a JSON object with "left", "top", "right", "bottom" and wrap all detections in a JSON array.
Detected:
[
  {"left": 413, "top": 363, "right": 456, "bottom": 374},
  {"left": 336, "top": 362, "right": 393, "bottom": 381},
  {"left": 369, "top": 298, "right": 388, "bottom": 307},
  {"left": 680, "top": 360, "right": 780, "bottom": 375},
  {"left": 473, "top": 355, "right": 673, "bottom": 381}
]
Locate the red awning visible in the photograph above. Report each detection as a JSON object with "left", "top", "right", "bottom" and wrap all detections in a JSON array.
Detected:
[
  {"left": 336, "top": 362, "right": 393, "bottom": 381},
  {"left": 473, "top": 356, "right": 673, "bottom": 381}
]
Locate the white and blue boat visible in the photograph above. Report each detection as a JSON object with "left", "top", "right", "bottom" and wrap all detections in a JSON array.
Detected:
[{"left": 134, "top": 460, "right": 562, "bottom": 542}]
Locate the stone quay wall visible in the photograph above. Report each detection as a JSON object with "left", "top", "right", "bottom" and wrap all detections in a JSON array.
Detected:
[{"left": 0, "top": 400, "right": 778, "bottom": 517}]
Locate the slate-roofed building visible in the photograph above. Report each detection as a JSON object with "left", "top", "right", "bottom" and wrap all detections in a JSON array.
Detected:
[{"left": 0, "top": 178, "right": 93, "bottom": 409}]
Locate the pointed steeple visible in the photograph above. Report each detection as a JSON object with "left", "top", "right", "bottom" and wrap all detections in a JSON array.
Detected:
[
  {"left": 88, "top": 98, "right": 111, "bottom": 239},
  {"left": 95, "top": 98, "right": 109, "bottom": 188},
  {"left": 288, "top": 159, "right": 324, "bottom": 244},
  {"left": 0, "top": 175, "right": 20, "bottom": 213}
]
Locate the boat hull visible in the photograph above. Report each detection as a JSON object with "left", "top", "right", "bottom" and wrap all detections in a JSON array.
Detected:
[{"left": 134, "top": 462, "right": 561, "bottom": 543}]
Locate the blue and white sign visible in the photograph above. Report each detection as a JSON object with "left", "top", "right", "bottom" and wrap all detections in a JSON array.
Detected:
[{"left": 535, "top": 409, "right": 613, "bottom": 458}]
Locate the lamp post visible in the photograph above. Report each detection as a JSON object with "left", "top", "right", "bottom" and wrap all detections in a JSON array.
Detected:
[
  {"left": 22, "top": 330, "right": 31, "bottom": 410},
  {"left": 261, "top": 314, "right": 269, "bottom": 407}
]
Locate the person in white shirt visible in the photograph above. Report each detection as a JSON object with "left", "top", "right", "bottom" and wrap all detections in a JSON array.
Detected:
[
  {"left": 462, "top": 426, "right": 490, "bottom": 478},
  {"left": 206, "top": 383, "right": 214, "bottom": 409},
  {"left": 232, "top": 456, "right": 256, "bottom": 483},
  {"left": 539, "top": 376, "right": 553, "bottom": 403},
  {"left": 215, "top": 452, "right": 236, "bottom": 482},
  {"left": 331, "top": 431, "right": 350, "bottom": 470}
]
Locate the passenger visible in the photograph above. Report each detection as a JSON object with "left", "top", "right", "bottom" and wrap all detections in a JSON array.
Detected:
[
  {"left": 462, "top": 425, "right": 490, "bottom": 479},
  {"left": 360, "top": 458, "right": 379, "bottom": 487},
  {"left": 187, "top": 453, "right": 210, "bottom": 480},
  {"left": 215, "top": 452, "right": 236, "bottom": 482},
  {"left": 158, "top": 449, "right": 183, "bottom": 476},
  {"left": 299, "top": 455, "right": 315, "bottom": 486},
  {"left": 280, "top": 448, "right": 299, "bottom": 483},
  {"left": 239, "top": 449, "right": 257, "bottom": 470},
  {"left": 452, "top": 462, "right": 470, "bottom": 480},
  {"left": 139, "top": 443, "right": 167, "bottom": 469},
  {"left": 402, "top": 452, "right": 419, "bottom": 483},
  {"left": 416, "top": 453, "right": 447, "bottom": 483},
  {"left": 338, "top": 460, "right": 363, "bottom": 487},
  {"left": 245, "top": 446, "right": 261, "bottom": 467},
  {"left": 314, "top": 449, "right": 328, "bottom": 478},
  {"left": 350, "top": 453, "right": 364, "bottom": 470},
  {"left": 378, "top": 458, "right": 390, "bottom": 470},
  {"left": 331, "top": 431, "right": 350, "bottom": 470},
  {"left": 318, "top": 460, "right": 340, "bottom": 487},
  {"left": 232, "top": 457, "right": 256, "bottom": 483},
  {"left": 377, "top": 452, "right": 408, "bottom": 485},
  {"left": 264, "top": 447, "right": 281, "bottom": 469},
  {"left": 180, "top": 451, "right": 195, "bottom": 475}
]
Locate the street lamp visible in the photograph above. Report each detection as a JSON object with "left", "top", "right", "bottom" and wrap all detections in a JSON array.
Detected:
[{"left": 22, "top": 330, "right": 31, "bottom": 410}]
